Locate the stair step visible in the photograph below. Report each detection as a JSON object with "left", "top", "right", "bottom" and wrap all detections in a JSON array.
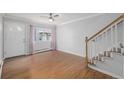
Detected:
[
  {"left": 89, "top": 45, "right": 124, "bottom": 65},
  {"left": 111, "top": 47, "right": 117, "bottom": 52},
  {"left": 94, "top": 53, "right": 123, "bottom": 76},
  {"left": 121, "top": 48, "right": 124, "bottom": 55},
  {"left": 103, "top": 51, "right": 113, "bottom": 58},
  {"left": 112, "top": 52, "right": 123, "bottom": 56},
  {"left": 119, "top": 43, "right": 124, "bottom": 48}
]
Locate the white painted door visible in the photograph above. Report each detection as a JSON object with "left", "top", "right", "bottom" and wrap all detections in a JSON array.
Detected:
[{"left": 4, "top": 21, "right": 26, "bottom": 58}]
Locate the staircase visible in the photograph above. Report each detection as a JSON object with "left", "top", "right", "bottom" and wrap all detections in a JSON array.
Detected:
[{"left": 85, "top": 14, "right": 124, "bottom": 78}]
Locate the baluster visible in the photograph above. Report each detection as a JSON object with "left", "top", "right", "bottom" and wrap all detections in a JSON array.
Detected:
[
  {"left": 108, "top": 29, "right": 111, "bottom": 51},
  {"left": 96, "top": 37, "right": 100, "bottom": 62},
  {"left": 96, "top": 37, "right": 98, "bottom": 56},
  {"left": 95, "top": 37, "right": 98, "bottom": 57},
  {"left": 101, "top": 33, "right": 104, "bottom": 54},
  {"left": 105, "top": 31, "right": 108, "bottom": 51},
  {"left": 89, "top": 41, "right": 92, "bottom": 63},
  {"left": 114, "top": 24, "right": 118, "bottom": 52},
  {"left": 104, "top": 30, "right": 110, "bottom": 57},
  {"left": 94, "top": 38, "right": 98, "bottom": 63},
  {"left": 123, "top": 21, "right": 124, "bottom": 47},
  {"left": 93, "top": 38, "right": 97, "bottom": 61},
  {"left": 106, "top": 30, "right": 108, "bottom": 51},
  {"left": 90, "top": 41, "right": 94, "bottom": 63},
  {"left": 92, "top": 40, "right": 95, "bottom": 57},
  {"left": 107, "top": 29, "right": 111, "bottom": 51},
  {"left": 118, "top": 21, "right": 123, "bottom": 47},
  {"left": 89, "top": 40, "right": 95, "bottom": 64},
  {"left": 98, "top": 35, "right": 103, "bottom": 61},
  {"left": 99, "top": 35, "right": 102, "bottom": 54},
  {"left": 115, "top": 24, "right": 118, "bottom": 47},
  {"left": 111, "top": 26, "right": 114, "bottom": 48},
  {"left": 97, "top": 36, "right": 99, "bottom": 61},
  {"left": 88, "top": 41, "right": 92, "bottom": 62},
  {"left": 102, "top": 32, "right": 106, "bottom": 53}
]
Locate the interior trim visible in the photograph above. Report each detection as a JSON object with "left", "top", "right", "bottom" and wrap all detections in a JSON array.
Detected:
[{"left": 59, "top": 13, "right": 104, "bottom": 25}]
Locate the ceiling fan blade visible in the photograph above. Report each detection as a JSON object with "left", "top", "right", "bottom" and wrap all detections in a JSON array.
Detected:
[
  {"left": 53, "top": 14, "right": 59, "bottom": 18},
  {"left": 40, "top": 15, "right": 49, "bottom": 18},
  {"left": 40, "top": 13, "right": 60, "bottom": 18}
]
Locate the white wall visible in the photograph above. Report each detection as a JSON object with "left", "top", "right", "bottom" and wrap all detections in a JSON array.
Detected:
[
  {"left": 56, "top": 13, "right": 122, "bottom": 57},
  {"left": 0, "top": 15, "right": 3, "bottom": 63},
  {"left": 3, "top": 16, "right": 56, "bottom": 56}
]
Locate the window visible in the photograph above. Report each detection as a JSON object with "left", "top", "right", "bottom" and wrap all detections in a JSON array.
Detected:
[{"left": 35, "top": 27, "right": 52, "bottom": 42}]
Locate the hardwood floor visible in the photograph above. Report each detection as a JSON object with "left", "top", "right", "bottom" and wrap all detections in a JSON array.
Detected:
[{"left": 2, "top": 51, "right": 113, "bottom": 79}]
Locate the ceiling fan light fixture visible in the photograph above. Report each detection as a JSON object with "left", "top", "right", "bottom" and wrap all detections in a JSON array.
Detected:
[{"left": 49, "top": 17, "right": 54, "bottom": 22}]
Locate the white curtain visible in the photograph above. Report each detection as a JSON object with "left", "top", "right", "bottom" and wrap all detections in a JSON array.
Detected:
[{"left": 51, "top": 27, "right": 56, "bottom": 50}]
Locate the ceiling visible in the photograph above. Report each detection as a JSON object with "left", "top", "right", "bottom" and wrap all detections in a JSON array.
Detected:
[{"left": 5, "top": 13, "right": 103, "bottom": 25}]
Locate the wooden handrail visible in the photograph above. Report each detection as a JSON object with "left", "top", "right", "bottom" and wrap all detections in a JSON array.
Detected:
[{"left": 87, "top": 14, "right": 124, "bottom": 42}]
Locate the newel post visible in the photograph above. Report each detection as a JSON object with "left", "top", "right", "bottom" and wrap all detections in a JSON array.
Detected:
[{"left": 85, "top": 36, "right": 88, "bottom": 65}]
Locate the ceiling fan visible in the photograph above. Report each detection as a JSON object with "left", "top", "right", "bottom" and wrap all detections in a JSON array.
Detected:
[{"left": 40, "top": 13, "right": 60, "bottom": 22}]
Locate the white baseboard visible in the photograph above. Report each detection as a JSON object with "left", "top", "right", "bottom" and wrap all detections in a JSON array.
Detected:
[
  {"left": 88, "top": 64, "right": 124, "bottom": 79},
  {"left": 33, "top": 48, "right": 52, "bottom": 54},
  {"left": 57, "top": 49, "right": 84, "bottom": 57},
  {"left": 0, "top": 59, "right": 4, "bottom": 79}
]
